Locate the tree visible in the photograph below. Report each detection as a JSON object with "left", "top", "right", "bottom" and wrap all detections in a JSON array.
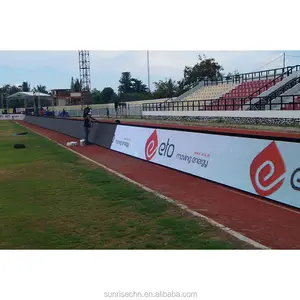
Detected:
[
  {"left": 182, "top": 54, "right": 224, "bottom": 89},
  {"left": 118, "top": 72, "right": 151, "bottom": 101},
  {"left": 131, "top": 78, "right": 148, "bottom": 93},
  {"left": 0, "top": 84, "right": 21, "bottom": 96},
  {"left": 70, "top": 77, "right": 75, "bottom": 92},
  {"left": 176, "top": 79, "right": 189, "bottom": 96},
  {"left": 167, "top": 78, "right": 178, "bottom": 99},
  {"left": 91, "top": 88, "right": 101, "bottom": 104},
  {"left": 0, "top": 84, "right": 11, "bottom": 94},
  {"left": 0, "top": 84, "right": 24, "bottom": 109},
  {"left": 153, "top": 80, "right": 167, "bottom": 98},
  {"left": 73, "top": 78, "right": 82, "bottom": 92},
  {"left": 153, "top": 78, "right": 178, "bottom": 99},
  {"left": 8, "top": 85, "right": 21, "bottom": 95},
  {"left": 100, "top": 87, "right": 117, "bottom": 103},
  {"left": 118, "top": 72, "right": 133, "bottom": 95},
  {"left": 20, "top": 81, "right": 31, "bottom": 92},
  {"left": 34, "top": 85, "right": 48, "bottom": 94},
  {"left": 0, "top": 85, "right": 11, "bottom": 109}
]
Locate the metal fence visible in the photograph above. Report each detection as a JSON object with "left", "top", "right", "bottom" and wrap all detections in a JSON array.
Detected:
[
  {"left": 203, "top": 65, "right": 300, "bottom": 86},
  {"left": 142, "top": 94, "right": 300, "bottom": 111},
  {"left": 62, "top": 103, "right": 143, "bottom": 118}
]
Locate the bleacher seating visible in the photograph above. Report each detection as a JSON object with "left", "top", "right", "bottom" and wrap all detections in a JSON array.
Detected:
[
  {"left": 184, "top": 82, "right": 237, "bottom": 102},
  {"left": 205, "top": 78, "right": 282, "bottom": 111},
  {"left": 182, "top": 77, "right": 285, "bottom": 111},
  {"left": 222, "top": 79, "right": 275, "bottom": 98},
  {"left": 142, "top": 65, "right": 300, "bottom": 112},
  {"left": 282, "top": 96, "right": 300, "bottom": 110}
]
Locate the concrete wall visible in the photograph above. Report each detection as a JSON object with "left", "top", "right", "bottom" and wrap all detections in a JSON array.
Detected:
[
  {"left": 142, "top": 110, "right": 300, "bottom": 126},
  {"left": 52, "top": 98, "right": 170, "bottom": 112},
  {"left": 24, "top": 116, "right": 116, "bottom": 149}
]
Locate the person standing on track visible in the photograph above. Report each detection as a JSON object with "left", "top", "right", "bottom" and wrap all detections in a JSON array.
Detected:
[
  {"left": 83, "top": 106, "right": 96, "bottom": 145},
  {"left": 114, "top": 101, "right": 119, "bottom": 117}
]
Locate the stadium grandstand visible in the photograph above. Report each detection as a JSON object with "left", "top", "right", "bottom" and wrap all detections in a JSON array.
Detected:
[
  {"left": 143, "top": 65, "right": 300, "bottom": 112},
  {"left": 3, "top": 65, "right": 300, "bottom": 117},
  {"left": 54, "top": 65, "right": 300, "bottom": 117}
]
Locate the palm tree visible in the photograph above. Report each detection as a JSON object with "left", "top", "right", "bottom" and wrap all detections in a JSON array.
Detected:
[
  {"left": 35, "top": 85, "right": 48, "bottom": 94},
  {"left": 153, "top": 78, "right": 177, "bottom": 99},
  {"left": 166, "top": 78, "right": 177, "bottom": 99}
]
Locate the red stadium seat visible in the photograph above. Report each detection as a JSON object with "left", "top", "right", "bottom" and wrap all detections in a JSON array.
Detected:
[{"left": 208, "top": 76, "right": 288, "bottom": 111}]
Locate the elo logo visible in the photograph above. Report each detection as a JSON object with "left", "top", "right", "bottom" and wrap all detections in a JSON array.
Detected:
[
  {"left": 250, "top": 141, "right": 286, "bottom": 197},
  {"left": 145, "top": 130, "right": 159, "bottom": 161},
  {"left": 144, "top": 129, "right": 175, "bottom": 161}
]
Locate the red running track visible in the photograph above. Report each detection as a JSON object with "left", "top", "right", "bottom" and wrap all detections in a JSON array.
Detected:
[{"left": 19, "top": 121, "right": 300, "bottom": 249}]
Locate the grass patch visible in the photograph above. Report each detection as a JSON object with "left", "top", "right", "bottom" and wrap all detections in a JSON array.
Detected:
[{"left": 0, "top": 121, "right": 250, "bottom": 249}]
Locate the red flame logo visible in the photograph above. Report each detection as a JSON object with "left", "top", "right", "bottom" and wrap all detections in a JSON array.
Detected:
[
  {"left": 250, "top": 141, "right": 286, "bottom": 197},
  {"left": 145, "top": 130, "right": 159, "bottom": 161}
]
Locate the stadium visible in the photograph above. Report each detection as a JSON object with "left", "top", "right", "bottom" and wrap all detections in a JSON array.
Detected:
[{"left": 1, "top": 52, "right": 300, "bottom": 250}]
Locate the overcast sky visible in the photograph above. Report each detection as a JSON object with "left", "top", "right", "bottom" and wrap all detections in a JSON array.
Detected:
[{"left": 1, "top": 51, "right": 300, "bottom": 92}]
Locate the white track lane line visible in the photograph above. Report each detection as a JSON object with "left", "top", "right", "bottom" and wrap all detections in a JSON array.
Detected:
[
  {"left": 17, "top": 121, "right": 270, "bottom": 249},
  {"left": 97, "top": 120, "right": 300, "bottom": 215}
]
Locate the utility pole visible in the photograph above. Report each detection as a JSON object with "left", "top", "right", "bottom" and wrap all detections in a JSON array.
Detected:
[
  {"left": 147, "top": 51, "right": 151, "bottom": 92},
  {"left": 283, "top": 52, "right": 286, "bottom": 68}
]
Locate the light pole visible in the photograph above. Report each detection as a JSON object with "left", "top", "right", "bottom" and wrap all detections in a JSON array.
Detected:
[{"left": 147, "top": 50, "right": 151, "bottom": 92}]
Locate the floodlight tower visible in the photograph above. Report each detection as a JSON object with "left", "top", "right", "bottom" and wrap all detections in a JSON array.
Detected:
[{"left": 78, "top": 50, "right": 91, "bottom": 106}]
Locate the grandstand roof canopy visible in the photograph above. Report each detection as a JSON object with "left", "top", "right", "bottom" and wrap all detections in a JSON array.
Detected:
[{"left": 7, "top": 91, "right": 51, "bottom": 100}]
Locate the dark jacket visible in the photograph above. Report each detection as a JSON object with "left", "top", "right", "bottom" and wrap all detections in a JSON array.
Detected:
[
  {"left": 83, "top": 109, "right": 91, "bottom": 128},
  {"left": 83, "top": 116, "right": 91, "bottom": 127}
]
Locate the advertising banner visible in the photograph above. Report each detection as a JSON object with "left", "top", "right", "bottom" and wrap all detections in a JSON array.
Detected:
[
  {"left": 0, "top": 114, "right": 25, "bottom": 120},
  {"left": 111, "top": 125, "right": 300, "bottom": 209}
]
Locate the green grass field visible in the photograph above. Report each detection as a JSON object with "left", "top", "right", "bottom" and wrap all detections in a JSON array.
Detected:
[{"left": 0, "top": 121, "right": 250, "bottom": 249}]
